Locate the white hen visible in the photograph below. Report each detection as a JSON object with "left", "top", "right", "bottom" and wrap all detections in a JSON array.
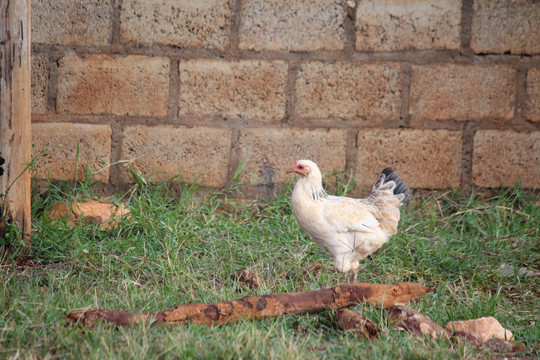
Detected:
[{"left": 287, "top": 160, "right": 409, "bottom": 275}]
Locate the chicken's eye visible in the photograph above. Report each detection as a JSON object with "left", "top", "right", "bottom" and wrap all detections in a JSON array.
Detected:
[{"left": 298, "top": 165, "right": 304, "bottom": 169}]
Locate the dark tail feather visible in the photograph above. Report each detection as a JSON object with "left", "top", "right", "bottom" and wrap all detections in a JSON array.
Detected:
[{"left": 376, "top": 168, "right": 410, "bottom": 204}]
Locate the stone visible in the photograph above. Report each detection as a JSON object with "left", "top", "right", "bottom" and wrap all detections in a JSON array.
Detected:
[
  {"left": 237, "top": 128, "right": 347, "bottom": 184},
  {"left": 239, "top": 0, "right": 345, "bottom": 51},
  {"left": 296, "top": 62, "right": 402, "bottom": 119},
  {"left": 410, "top": 64, "right": 516, "bottom": 121},
  {"left": 179, "top": 60, "right": 287, "bottom": 121},
  {"left": 498, "top": 264, "right": 540, "bottom": 277},
  {"left": 120, "top": 125, "right": 231, "bottom": 187},
  {"left": 336, "top": 309, "right": 381, "bottom": 340},
  {"left": 32, "top": 53, "right": 49, "bottom": 114},
  {"left": 356, "top": 0, "right": 461, "bottom": 52},
  {"left": 32, "top": 123, "right": 112, "bottom": 183},
  {"left": 471, "top": 0, "right": 540, "bottom": 55},
  {"left": 48, "top": 201, "right": 130, "bottom": 230},
  {"left": 387, "top": 304, "right": 449, "bottom": 340},
  {"left": 32, "top": 0, "right": 112, "bottom": 46},
  {"left": 472, "top": 130, "right": 540, "bottom": 188},
  {"left": 525, "top": 67, "right": 540, "bottom": 122},
  {"left": 356, "top": 129, "right": 462, "bottom": 189},
  {"left": 57, "top": 55, "right": 169, "bottom": 116},
  {"left": 121, "top": 0, "right": 231, "bottom": 50},
  {"left": 445, "top": 317, "right": 514, "bottom": 343},
  {"left": 236, "top": 270, "right": 265, "bottom": 289}
]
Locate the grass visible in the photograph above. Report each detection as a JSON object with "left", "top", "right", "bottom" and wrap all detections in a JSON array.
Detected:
[{"left": 1, "top": 172, "right": 539, "bottom": 359}]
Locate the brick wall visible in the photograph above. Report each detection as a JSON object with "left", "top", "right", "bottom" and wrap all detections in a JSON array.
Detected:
[{"left": 31, "top": 0, "right": 540, "bottom": 196}]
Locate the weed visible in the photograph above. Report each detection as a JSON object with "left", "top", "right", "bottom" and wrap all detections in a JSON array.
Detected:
[{"left": 0, "top": 171, "right": 538, "bottom": 359}]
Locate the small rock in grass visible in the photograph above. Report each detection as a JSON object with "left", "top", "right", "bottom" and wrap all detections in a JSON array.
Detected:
[
  {"left": 336, "top": 308, "right": 380, "bottom": 340},
  {"left": 302, "top": 262, "right": 322, "bottom": 278},
  {"left": 445, "top": 316, "right": 513, "bottom": 343},
  {"left": 498, "top": 263, "right": 540, "bottom": 277},
  {"left": 236, "top": 269, "right": 265, "bottom": 289},
  {"left": 387, "top": 303, "right": 449, "bottom": 340},
  {"left": 48, "top": 200, "right": 130, "bottom": 230}
]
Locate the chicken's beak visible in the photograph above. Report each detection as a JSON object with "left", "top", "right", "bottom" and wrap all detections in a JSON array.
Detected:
[{"left": 286, "top": 167, "right": 295, "bottom": 174}]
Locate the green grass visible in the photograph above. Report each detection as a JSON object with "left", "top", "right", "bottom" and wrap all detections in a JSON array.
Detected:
[{"left": 1, "top": 174, "right": 539, "bottom": 359}]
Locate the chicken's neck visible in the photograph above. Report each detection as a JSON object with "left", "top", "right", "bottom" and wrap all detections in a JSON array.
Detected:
[{"left": 295, "top": 174, "right": 328, "bottom": 201}]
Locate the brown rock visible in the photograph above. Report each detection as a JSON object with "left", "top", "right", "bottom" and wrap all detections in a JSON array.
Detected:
[
  {"left": 236, "top": 270, "right": 265, "bottom": 289},
  {"left": 302, "top": 262, "right": 322, "bottom": 278},
  {"left": 445, "top": 316, "right": 513, "bottom": 343},
  {"left": 296, "top": 62, "right": 402, "bottom": 119},
  {"left": 410, "top": 64, "right": 516, "bottom": 121},
  {"left": 57, "top": 55, "right": 170, "bottom": 116},
  {"left": 179, "top": 60, "right": 287, "bottom": 122},
  {"left": 240, "top": 0, "right": 346, "bottom": 51},
  {"left": 472, "top": 130, "right": 540, "bottom": 188},
  {"left": 356, "top": 129, "right": 462, "bottom": 189},
  {"left": 356, "top": 0, "right": 461, "bottom": 52},
  {"left": 336, "top": 308, "right": 380, "bottom": 340},
  {"left": 48, "top": 201, "right": 130, "bottom": 230},
  {"left": 387, "top": 303, "right": 449, "bottom": 340}
]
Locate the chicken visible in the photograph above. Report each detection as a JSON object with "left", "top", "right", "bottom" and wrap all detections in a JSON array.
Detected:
[{"left": 287, "top": 160, "right": 409, "bottom": 277}]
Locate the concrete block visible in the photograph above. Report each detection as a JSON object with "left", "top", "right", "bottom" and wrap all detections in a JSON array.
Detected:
[
  {"left": 471, "top": 0, "right": 540, "bottom": 54},
  {"left": 32, "top": 54, "right": 49, "bottom": 114},
  {"left": 240, "top": 0, "right": 345, "bottom": 51},
  {"left": 525, "top": 67, "right": 540, "bottom": 122},
  {"left": 356, "top": 129, "right": 462, "bottom": 188},
  {"left": 120, "top": 125, "right": 232, "bottom": 187},
  {"left": 179, "top": 60, "right": 287, "bottom": 121},
  {"left": 356, "top": 0, "right": 461, "bottom": 52},
  {"left": 57, "top": 55, "right": 169, "bottom": 116},
  {"left": 32, "top": 123, "right": 112, "bottom": 183},
  {"left": 121, "top": 0, "right": 231, "bottom": 50},
  {"left": 32, "top": 0, "right": 112, "bottom": 46},
  {"left": 410, "top": 64, "right": 516, "bottom": 121},
  {"left": 473, "top": 130, "right": 540, "bottom": 188},
  {"left": 238, "top": 128, "right": 347, "bottom": 184},
  {"left": 296, "top": 62, "right": 402, "bottom": 119}
]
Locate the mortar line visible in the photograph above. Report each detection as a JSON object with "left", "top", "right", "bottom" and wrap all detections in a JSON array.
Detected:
[
  {"left": 111, "top": 0, "right": 122, "bottom": 49},
  {"left": 460, "top": 0, "right": 474, "bottom": 58},
  {"left": 169, "top": 58, "right": 180, "bottom": 123}
]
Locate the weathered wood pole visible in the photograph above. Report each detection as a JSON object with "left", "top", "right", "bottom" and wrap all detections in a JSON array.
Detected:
[{"left": 0, "top": 0, "right": 32, "bottom": 254}]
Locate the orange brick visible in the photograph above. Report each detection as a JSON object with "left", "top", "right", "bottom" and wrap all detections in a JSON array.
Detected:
[
  {"left": 472, "top": 130, "right": 540, "bottom": 188},
  {"left": 356, "top": 129, "right": 462, "bottom": 188},
  {"left": 410, "top": 64, "right": 516, "bottom": 121},
  {"left": 57, "top": 55, "right": 169, "bottom": 116},
  {"left": 32, "top": 123, "right": 112, "bottom": 183}
]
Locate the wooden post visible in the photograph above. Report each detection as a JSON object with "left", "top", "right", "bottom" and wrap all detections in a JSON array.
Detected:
[{"left": 0, "top": 0, "right": 32, "bottom": 255}]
